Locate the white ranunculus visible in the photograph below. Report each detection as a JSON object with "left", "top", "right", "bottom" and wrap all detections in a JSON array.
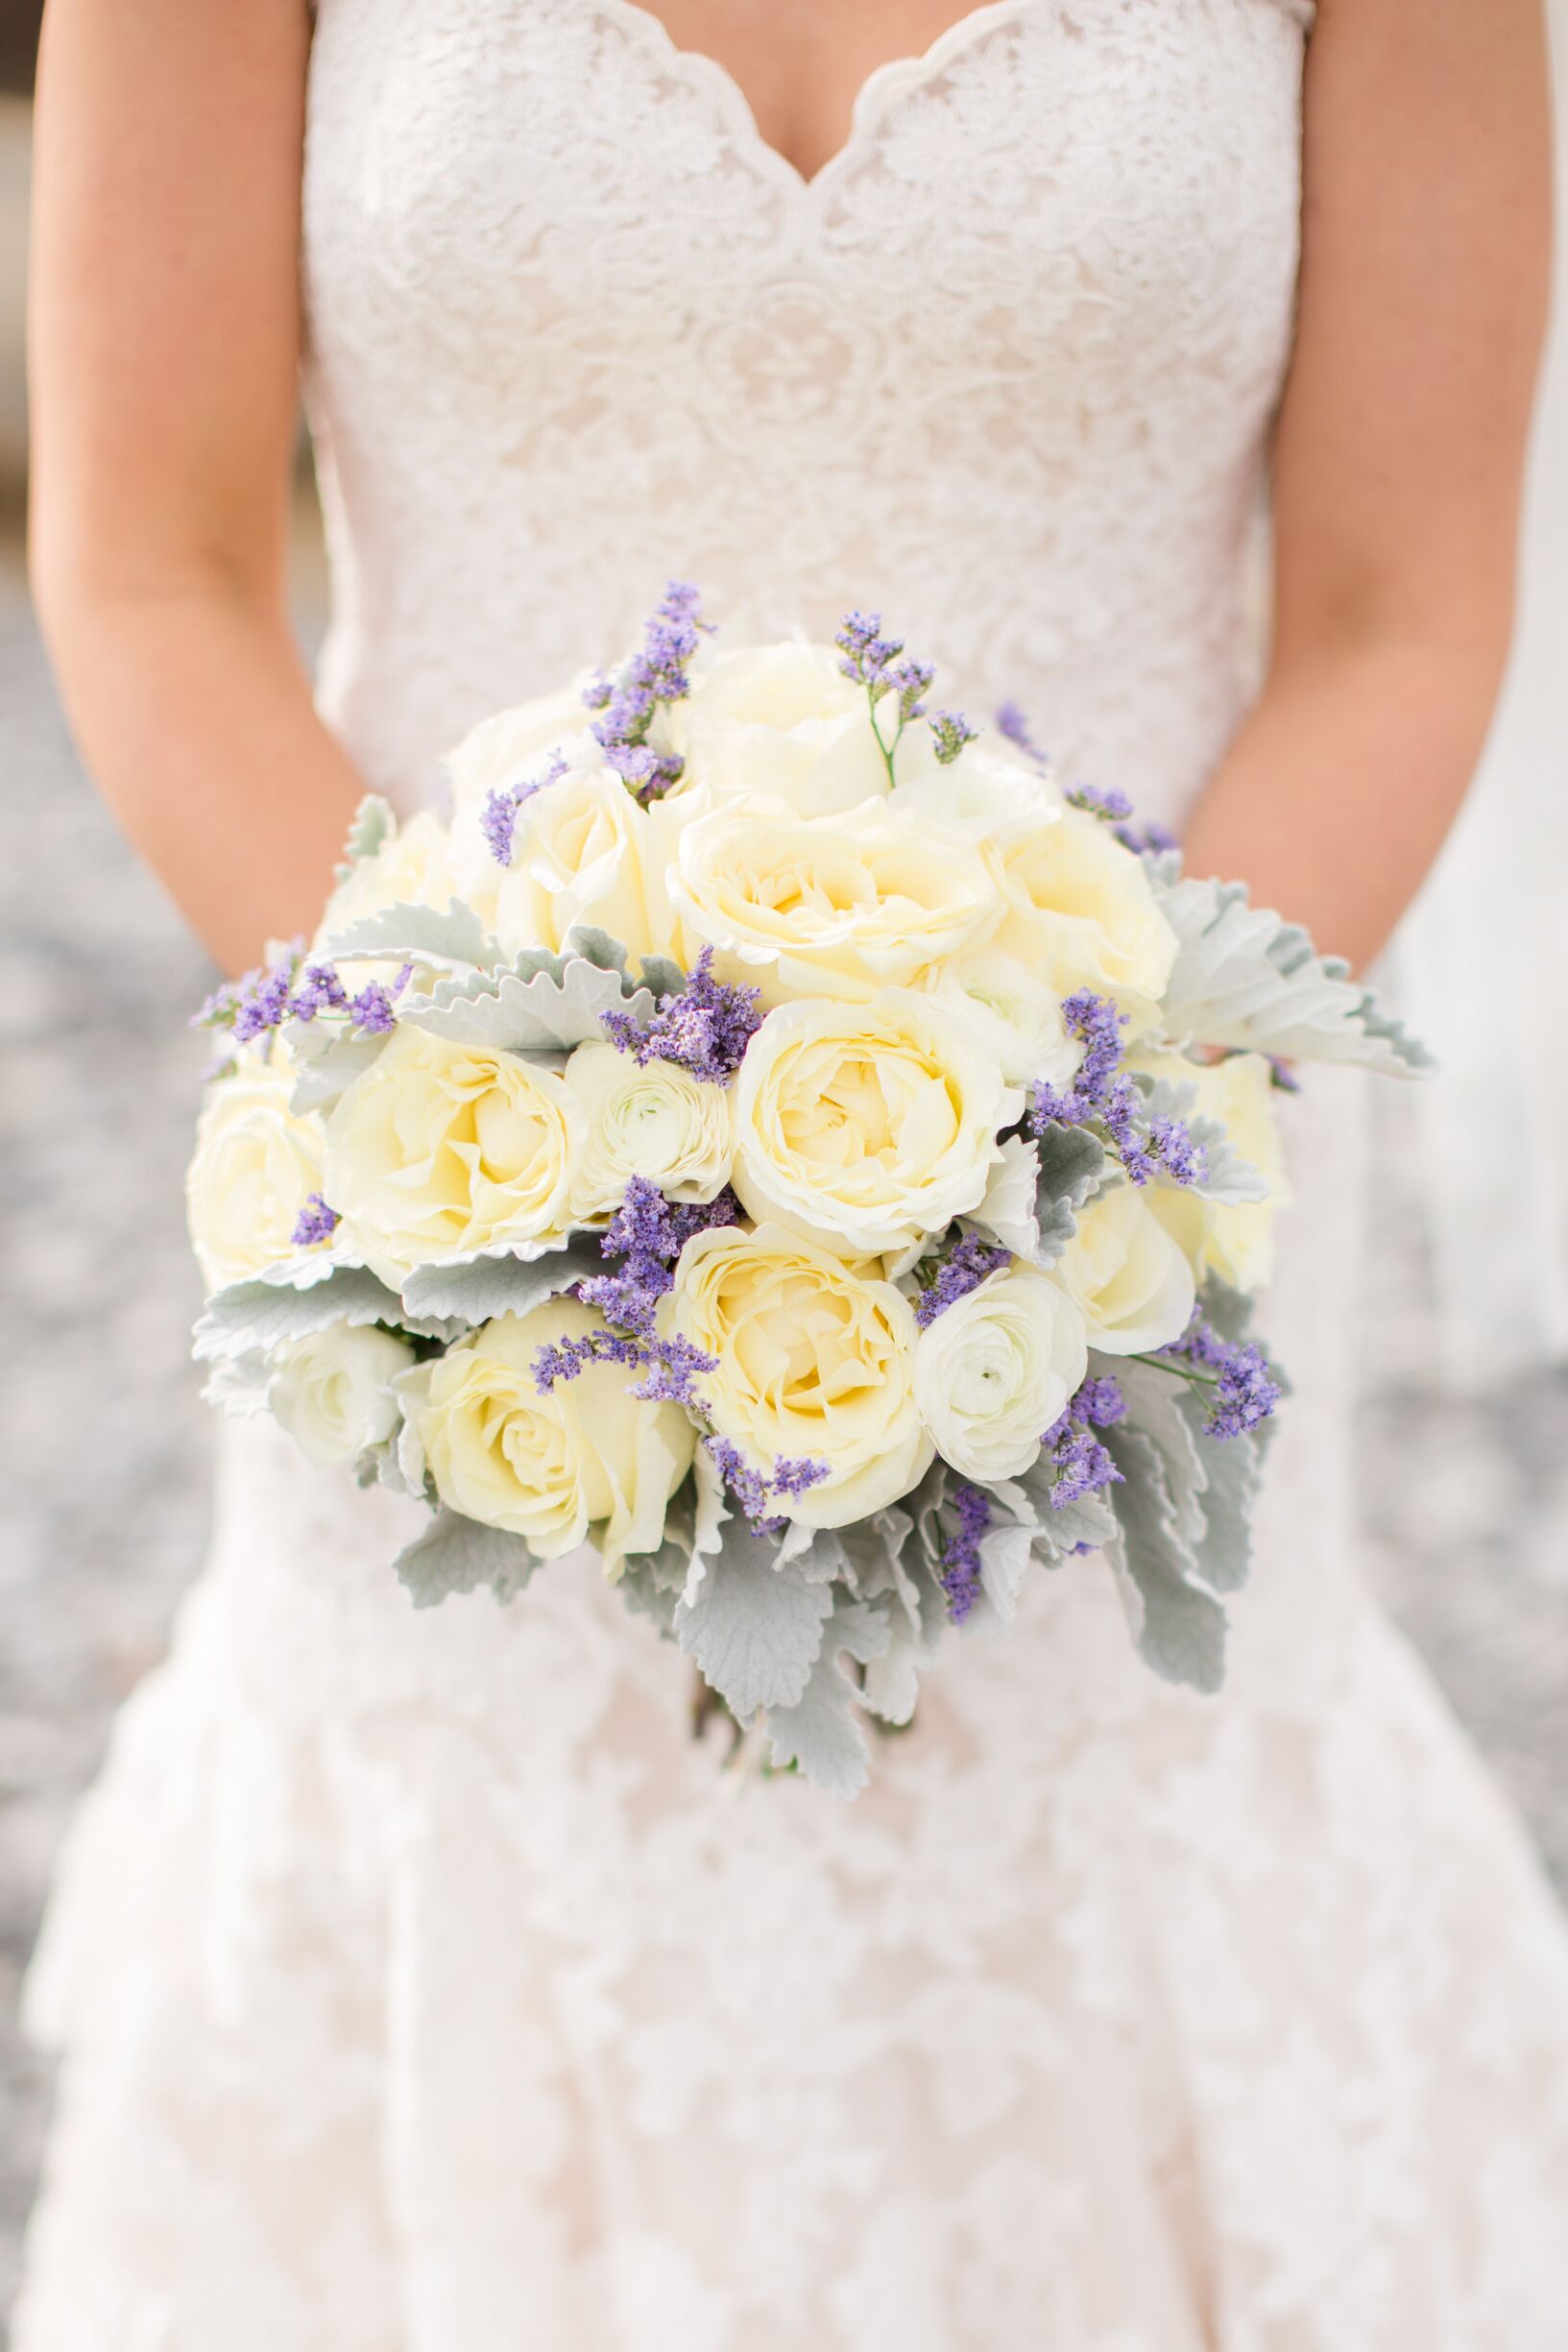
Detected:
[
  {"left": 924, "top": 943, "right": 1081, "bottom": 1089},
  {"left": 664, "top": 792, "right": 999, "bottom": 1007},
  {"left": 1054, "top": 1181, "right": 1195, "bottom": 1355},
  {"left": 664, "top": 1222, "right": 932, "bottom": 1528},
  {"left": 564, "top": 1040, "right": 735, "bottom": 1222},
  {"left": 323, "top": 1026, "right": 584, "bottom": 1287},
  {"left": 666, "top": 639, "right": 893, "bottom": 814},
  {"left": 992, "top": 807, "right": 1179, "bottom": 1030},
  {"left": 1135, "top": 1049, "right": 1292, "bottom": 1293},
  {"left": 913, "top": 1264, "right": 1089, "bottom": 1482},
  {"left": 269, "top": 1322, "right": 415, "bottom": 1467},
  {"left": 400, "top": 1300, "right": 695, "bottom": 1575},
  {"left": 185, "top": 1053, "right": 326, "bottom": 1293},
  {"left": 732, "top": 990, "right": 1019, "bottom": 1258}
]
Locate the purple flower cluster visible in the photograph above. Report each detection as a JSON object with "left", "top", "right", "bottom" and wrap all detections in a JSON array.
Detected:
[
  {"left": 532, "top": 1176, "right": 737, "bottom": 1410},
  {"left": 994, "top": 699, "right": 1049, "bottom": 767},
  {"left": 290, "top": 1193, "right": 342, "bottom": 1249},
  {"left": 480, "top": 749, "right": 568, "bottom": 868},
  {"left": 1066, "top": 782, "right": 1135, "bottom": 824},
  {"left": 194, "top": 952, "right": 414, "bottom": 1049},
  {"left": 929, "top": 710, "right": 979, "bottom": 766},
  {"left": 1113, "top": 816, "right": 1179, "bottom": 859},
  {"left": 600, "top": 947, "right": 762, "bottom": 1085},
  {"left": 585, "top": 580, "right": 708, "bottom": 805},
  {"left": 703, "top": 1435, "right": 831, "bottom": 1538},
  {"left": 914, "top": 1232, "right": 1011, "bottom": 1328},
  {"left": 835, "top": 609, "right": 945, "bottom": 784},
  {"left": 1041, "top": 1373, "right": 1126, "bottom": 1509},
  {"left": 1029, "top": 990, "right": 1209, "bottom": 1191},
  {"left": 1153, "top": 1312, "right": 1281, "bottom": 1441},
  {"left": 938, "top": 1480, "right": 992, "bottom": 1624}
]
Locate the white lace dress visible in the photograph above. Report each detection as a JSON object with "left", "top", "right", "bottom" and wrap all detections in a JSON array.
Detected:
[{"left": 16, "top": 5, "right": 1568, "bottom": 2347}]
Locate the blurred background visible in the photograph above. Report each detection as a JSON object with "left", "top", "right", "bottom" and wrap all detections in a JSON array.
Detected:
[{"left": 1, "top": 1, "right": 1566, "bottom": 2335}]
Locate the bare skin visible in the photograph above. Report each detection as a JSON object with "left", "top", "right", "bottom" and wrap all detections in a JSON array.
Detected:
[{"left": 30, "top": 0, "right": 1550, "bottom": 978}]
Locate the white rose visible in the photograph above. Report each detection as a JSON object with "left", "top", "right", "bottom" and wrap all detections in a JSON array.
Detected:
[
  {"left": 732, "top": 990, "right": 1019, "bottom": 1258},
  {"left": 1054, "top": 1181, "right": 1195, "bottom": 1354},
  {"left": 564, "top": 1040, "right": 734, "bottom": 1222},
  {"left": 913, "top": 1265, "right": 1088, "bottom": 1481},
  {"left": 992, "top": 808, "right": 1178, "bottom": 1030},
  {"left": 316, "top": 810, "right": 458, "bottom": 941},
  {"left": 323, "top": 1026, "right": 584, "bottom": 1287},
  {"left": 664, "top": 1222, "right": 932, "bottom": 1528},
  {"left": 666, "top": 639, "right": 893, "bottom": 815},
  {"left": 185, "top": 1053, "right": 326, "bottom": 1292},
  {"left": 924, "top": 943, "right": 1081, "bottom": 1089},
  {"left": 895, "top": 741, "right": 1063, "bottom": 842},
  {"left": 475, "top": 759, "right": 655, "bottom": 961},
  {"left": 664, "top": 792, "right": 999, "bottom": 1007},
  {"left": 401, "top": 1299, "right": 695, "bottom": 1575},
  {"left": 269, "top": 1322, "right": 415, "bottom": 1467},
  {"left": 442, "top": 686, "right": 599, "bottom": 822},
  {"left": 1135, "top": 1049, "right": 1292, "bottom": 1293}
]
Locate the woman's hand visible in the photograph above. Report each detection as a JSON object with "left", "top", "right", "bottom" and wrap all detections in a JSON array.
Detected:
[
  {"left": 30, "top": 0, "right": 367, "bottom": 977},
  {"left": 1181, "top": 0, "right": 1551, "bottom": 974}
]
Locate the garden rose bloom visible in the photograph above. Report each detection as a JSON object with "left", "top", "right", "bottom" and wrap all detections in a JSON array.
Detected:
[
  {"left": 323, "top": 1026, "right": 583, "bottom": 1287},
  {"left": 1135, "top": 1048, "right": 1291, "bottom": 1292},
  {"left": 665, "top": 1222, "right": 932, "bottom": 1527},
  {"left": 269, "top": 1322, "right": 414, "bottom": 1468},
  {"left": 667, "top": 639, "right": 892, "bottom": 813},
  {"left": 401, "top": 1300, "right": 694, "bottom": 1573},
  {"left": 732, "top": 990, "right": 1017, "bottom": 1257},
  {"left": 1054, "top": 1181, "right": 1195, "bottom": 1355},
  {"left": 185, "top": 1054, "right": 326, "bottom": 1291},
  {"left": 992, "top": 808, "right": 1178, "bottom": 1029}
]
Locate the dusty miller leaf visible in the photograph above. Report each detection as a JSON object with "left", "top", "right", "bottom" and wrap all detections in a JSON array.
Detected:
[
  {"left": 320, "top": 899, "right": 493, "bottom": 968},
  {"left": 1136, "top": 1077, "right": 1267, "bottom": 1206},
  {"left": 287, "top": 1027, "right": 393, "bottom": 1113},
  {"left": 393, "top": 1508, "right": 538, "bottom": 1609},
  {"left": 194, "top": 1264, "right": 405, "bottom": 1362},
  {"left": 1103, "top": 1422, "right": 1227, "bottom": 1692},
  {"left": 399, "top": 953, "right": 658, "bottom": 1053},
  {"left": 1174, "top": 1389, "right": 1263, "bottom": 1595},
  {"left": 672, "top": 1525, "right": 834, "bottom": 1716},
  {"left": 1029, "top": 1125, "right": 1108, "bottom": 1265},
  {"left": 762, "top": 1601, "right": 891, "bottom": 1799},
  {"left": 399, "top": 1233, "right": 603, "bottom": 1325},
  {"left": 333, "top": 792, "right": 398, "bottom": 879},
  {"left": 1109, "top": 1356, "right": 1211, "bottom": 1552}
]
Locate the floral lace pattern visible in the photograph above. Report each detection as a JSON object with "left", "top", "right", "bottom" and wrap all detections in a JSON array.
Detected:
[{"left": 16, "top": 5, "right": 1568, "bottom": 2345}]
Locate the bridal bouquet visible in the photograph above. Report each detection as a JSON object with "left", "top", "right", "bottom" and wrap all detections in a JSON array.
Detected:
[{"left": 185, "top": 587, "right": 1429, "bottom": 1794}]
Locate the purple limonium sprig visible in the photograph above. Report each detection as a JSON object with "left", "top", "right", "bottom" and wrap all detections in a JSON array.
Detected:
[
  {"left": 1040, "top": 1373, "right": 1126, "bottom": 1508},
  {"left": 1140, "top": 1311, "right": 1281, "bottom": 1441},
  {"left": 914, "top": 1231, "right": 1011, "bottom": 1328},
  {"left": 531, "top": 1177, "right": 738, "bottom": 1411},
  {"left": 600, "top": 946, "right": 763, "bottom": 1085},
  {"left": 587, "top": 580, "right": 710, "bottom": 806},
  {"left": 834, "top": 608, "right": 939, "bottom": 786},
  {"left": 929, "top": 710, "right": 978, "bottom": 766},
  {"left": 703, "top": 1435, "right": 831, "bottom": 1538},
  {"left": 290, "top": 1192, "right": 342, "bottom": 1249},
  {"left": 938, "top": 1480, "right": 992, "bottom": 1624},
  {"left": 994, "top": 699, "right": 1049, "bottom": 768},
  {"left": 193, "top": 949, "right": 414, "bottom": 1056},
  {"left": 1066, "top": 781, "right": 1135, "bottom": 824},
  {"left": 481, "top": 749, "right": 569, "bottom": 868},
  {"left": 1028, "top": 989, "right": 1209, "bottom": 1191},
  {"left": 1113, "top": 815, "right": 1179, "bottom": 858}
]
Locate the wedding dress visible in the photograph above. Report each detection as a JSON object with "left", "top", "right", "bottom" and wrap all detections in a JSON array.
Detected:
[{"left": 15, "top": 5, "right": 1568, "bottom": 2346}]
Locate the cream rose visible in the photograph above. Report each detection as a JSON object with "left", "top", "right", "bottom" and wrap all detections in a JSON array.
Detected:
[
  {"left": 664, "top": 1222, "right": 932, "bottom": 1528},
  {"left": 1135, "top": 1049, "right": 1291, "bottom": 1293},
  {"left": 269, "top": 1322, "right": 415, "bottom": 1468},
  {"left": 666, "top": 639, "right": 893, "bottom": 814},
  {"left": 442, "top": 686, "right": 598, "bottom": 822},
  {"left": 732, "top": 990, "right": 1018, "bottom": 1257},
  {"left": 992, "top": 808, "right": 1178, "bottom": 1028},
  {"left": 923, "top": 944, "right": 1081, "bottom": 1090},
  {"left": 317, "top": 810, "right": 458, "bottom": 940},
  {"left": 185, "top": 1054, "right": 326, "bottom": 1292},
  {"left": 912, "top": 1264, "right": 1089, "bottom": 1481},
  {"left": 664, "top": 793, "right": 998, "bottom": 1007},
  {"left": 896, "top": 741, "right": 1063, "bottom": 842},
  {"left": 402, "top": 1300, "right": 694, "bottom": 1573},
  {"left": 480, "top": 759, "right": 655, "bottom": 961},
  {"left": 323, "top": 1026, "right": 583, "bottom": 1287},
  {"left": 1054, "top": 1181, "right": 1195, "bottom": 1355},
  {"left": 564, "top": 1040, "right": 734, "bottom": 1221}
]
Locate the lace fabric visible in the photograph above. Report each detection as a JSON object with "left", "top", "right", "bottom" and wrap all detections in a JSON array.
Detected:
[{"left": 16, "top": 5, "right": 1568, "bottom": 2345}]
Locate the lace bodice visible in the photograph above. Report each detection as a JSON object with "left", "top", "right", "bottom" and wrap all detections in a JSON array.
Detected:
[{"left": 302, "top": 0, "right": 1311, "bottom": 821}]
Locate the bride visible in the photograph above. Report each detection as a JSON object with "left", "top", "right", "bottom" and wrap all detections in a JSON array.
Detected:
[{"left": 16, "top": 1, "right": 1568, "bottom": 2344}]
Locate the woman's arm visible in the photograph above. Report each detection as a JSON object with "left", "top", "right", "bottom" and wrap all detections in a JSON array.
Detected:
[
  {"left": 30, "top": 0, "right": 366, "bottom": 977},
  {"left": 1181, "top": 0, "right": 1551, "bottom": 973}
]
